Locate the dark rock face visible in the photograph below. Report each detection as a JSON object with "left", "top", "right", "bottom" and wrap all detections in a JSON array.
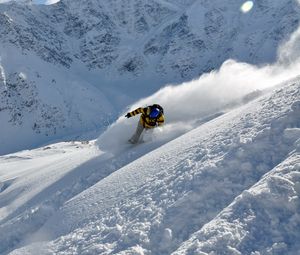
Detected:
[{"left": 0, "top": 72, "right": 65, "bottom": 135}]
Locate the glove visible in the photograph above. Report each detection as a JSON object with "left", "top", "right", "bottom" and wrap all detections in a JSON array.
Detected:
[{"left": 125, "top": 113, "right": 131, "bottom": 118}]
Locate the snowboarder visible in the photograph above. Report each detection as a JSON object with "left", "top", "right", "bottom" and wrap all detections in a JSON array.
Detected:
[{"left": 125, "top": 104, "right": 165, "bottom": 144}]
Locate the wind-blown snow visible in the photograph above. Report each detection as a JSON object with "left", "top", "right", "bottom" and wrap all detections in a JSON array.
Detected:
[
  {"left": 279, "top": 26, "right": 300, "bottom": 66},
  {"left": 96, "top": 55, "right": 300, "bottom": 155}
]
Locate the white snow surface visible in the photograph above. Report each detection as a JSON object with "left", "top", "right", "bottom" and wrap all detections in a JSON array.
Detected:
[{"left": 1, "top": 78, "right": 299, "bottom": 255}]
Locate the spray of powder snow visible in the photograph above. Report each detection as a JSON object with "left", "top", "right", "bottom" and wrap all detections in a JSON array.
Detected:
[
  {"left": 0, "top": 59, "right": 7, "bottom": 91},
  {"left": 97, "top": 29, "right": 300, "bottom": 154},
  {"left": 278, "top": 25, "right": 300, "bottom": 66}
]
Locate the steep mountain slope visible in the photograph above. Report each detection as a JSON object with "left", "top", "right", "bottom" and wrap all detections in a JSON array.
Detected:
[
  {"left": 0, "top": 49, "right": 114, "bottom": 155},
  {"left": 1, "top": 0, "right": 300, "bottom": 154},
  {"left": 3, "top": 79, "right": 300, "bottom": 255}
]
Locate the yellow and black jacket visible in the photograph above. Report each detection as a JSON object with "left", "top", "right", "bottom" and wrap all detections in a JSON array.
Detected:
[{"left": 128, "top": 106, "right": 165, "bottom": 129}]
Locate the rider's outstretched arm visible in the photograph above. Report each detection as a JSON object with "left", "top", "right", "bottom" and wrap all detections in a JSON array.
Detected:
[{"left": 125, "top": 107, "right": 147, "bottom": 118}]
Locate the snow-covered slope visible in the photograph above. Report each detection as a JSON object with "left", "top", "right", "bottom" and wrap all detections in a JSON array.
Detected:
[
  {"left": 173, "top": 153, "right": 300, "bottom": 255},
  {"left": 1, "top": 0, "right": 300, "bottom": 154},
  {"left": 1, "top": 78, "right": 299, "bottom": 255}
]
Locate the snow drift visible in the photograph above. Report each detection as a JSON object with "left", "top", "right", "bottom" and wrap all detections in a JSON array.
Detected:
[{"left": 174, "top": 154, "right": 300, "bottom": 255}]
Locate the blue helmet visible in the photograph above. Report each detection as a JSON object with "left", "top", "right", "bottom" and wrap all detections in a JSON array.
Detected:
[{"left": 149, "top": 107, "right": 160, "bottom": 118}]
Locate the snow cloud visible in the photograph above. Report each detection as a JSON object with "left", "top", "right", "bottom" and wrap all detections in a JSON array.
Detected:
[{"left": 97, "top": 20, "right": 300, "bottom": 154}]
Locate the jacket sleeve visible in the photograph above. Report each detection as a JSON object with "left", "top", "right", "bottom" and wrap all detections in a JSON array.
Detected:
[
  {"left": 157, "top": 114, "right": 165, "bottom": 126},
  {"left": 128, "top": 107, "right": 147, "bottom": 117}
]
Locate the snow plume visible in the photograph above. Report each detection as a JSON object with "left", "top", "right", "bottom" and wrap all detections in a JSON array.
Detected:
[
  {"left": 0, "top": 62, "right": 7, "bottom": 91},
  {"left": 97, "top": 61, "right": 299, "bottom": 154},
  {"left": 97, "top": 27, "right": 300, "bottom": 154},
  {"left": 278, "top": 26, "right": 300, "bottom": 66},
  {"left": 136, "top": 61, "right": 280, "bottom": 124}
]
